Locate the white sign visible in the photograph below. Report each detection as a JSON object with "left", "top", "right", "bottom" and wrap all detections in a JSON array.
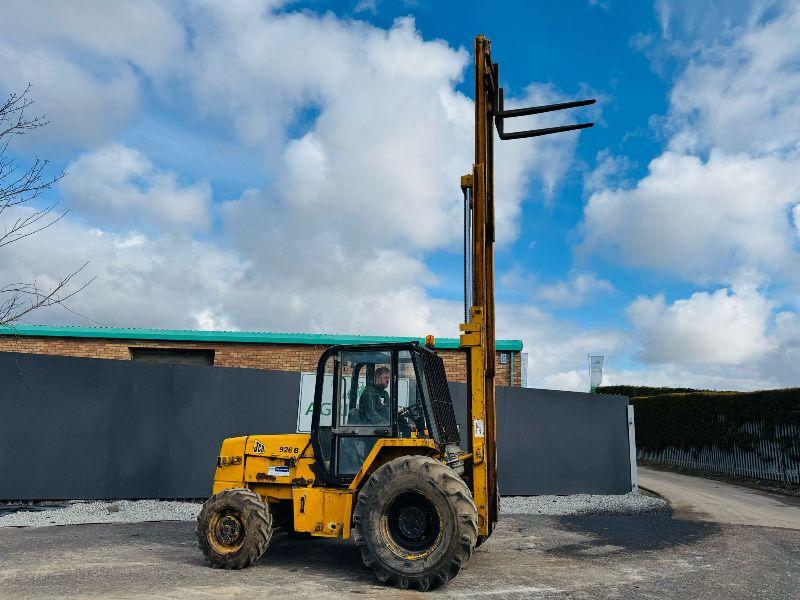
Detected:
[
  {"left": 296, "top": 372, "right": 410, "bottom": 433},
  {"left": 267, "top": 466, "right": 290, "bottom": 477},
  {"left": 589, "top": 355, "right": 604, "bottom": 392}
]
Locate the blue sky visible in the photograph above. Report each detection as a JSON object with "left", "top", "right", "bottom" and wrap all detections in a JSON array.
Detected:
[{"left": 1, "top": 1, "right": 799, "bottom": 391}]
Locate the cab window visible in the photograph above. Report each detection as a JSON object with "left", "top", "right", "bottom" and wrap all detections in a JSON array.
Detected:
[
  {"left": 397, "top": 350, "right": 429, "bottom": 437},
  {"left": 338, "top": 351, "right": 392, "bottom": 427}
]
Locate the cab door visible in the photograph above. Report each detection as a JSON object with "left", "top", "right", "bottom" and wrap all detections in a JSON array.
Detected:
[{"left": 332, "top": 349, "right": 396, "bottom": 480}]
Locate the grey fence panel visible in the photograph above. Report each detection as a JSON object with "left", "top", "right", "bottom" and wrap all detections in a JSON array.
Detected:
[
  {"left": 0, "top": 351, "right": 632, "bottom": 499},
  {"left": 638, "top": 421, "right": 800, "bottom": 484},
  {"left": 497, "top": 387, "right": 631, "bottom": 495},
  {"left": 447, "top": 384, "right": 631, "bottom": 494},
  {"left": 0, "top": 352, "right": 300, "bottom": 500},
  {"left": 447, "top": 382, "right": 468, "bottom": 439},
  {"left": 0, "top": 352, "right": 173, "bottom": 499},
  {"left": 156, "top": 364, "right": 301, "bottom": 497}
]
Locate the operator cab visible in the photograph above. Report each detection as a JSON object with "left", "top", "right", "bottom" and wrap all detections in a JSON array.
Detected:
[{"left": 310, "top": 342, "right": 461, "bottom": 486}]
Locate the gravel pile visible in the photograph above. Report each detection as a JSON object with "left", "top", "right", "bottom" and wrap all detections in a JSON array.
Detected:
[
  {"left": 0, "top": 500, "right": 202, "bottom": 528},
  {"left": 0, "top": 493, "right": 666, "bottom": 527},
  {"left": 500, "top": 493, "right": 668, "bottom": 516}
]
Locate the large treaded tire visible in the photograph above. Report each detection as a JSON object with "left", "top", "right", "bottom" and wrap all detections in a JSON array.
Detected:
[
  {"left": 352, "top": 456, "right": 478, "bottom": 592},
  {"left": 196, "top": 488, "right": 272, "bottom": 569}
]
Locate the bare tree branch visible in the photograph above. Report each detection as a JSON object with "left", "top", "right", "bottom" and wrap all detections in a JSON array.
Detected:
[
  {"left": 0, "top": 203, "right": 67, "bottom": 248},
  {"left": 0, "top": 85, "right": 92, "bottom": 326},
  {"left": 0, "top": 262, "right": 95, "bottom": 325}
]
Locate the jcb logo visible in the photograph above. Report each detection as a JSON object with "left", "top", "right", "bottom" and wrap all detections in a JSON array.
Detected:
[{"left": 252, "top": 440, "right": 265, "bottom": 454}]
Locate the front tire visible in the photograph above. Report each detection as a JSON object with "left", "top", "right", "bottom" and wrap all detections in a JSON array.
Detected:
[
  {"left": 196, "top": 488, "right": 272, "bottom": 569},
  {"left": 352, "top": 455, "right": 478, "bottom": 591}
]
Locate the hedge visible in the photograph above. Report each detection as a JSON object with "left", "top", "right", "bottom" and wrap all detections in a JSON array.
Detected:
[
  {"left": 598, "top": 387, "right": 800, "bottom": 462},
  {"left": 596, "top": 385, "right": 710, "bottom": 398}
]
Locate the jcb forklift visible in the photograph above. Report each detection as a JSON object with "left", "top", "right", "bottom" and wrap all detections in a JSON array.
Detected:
[{"left": 196, "top": 35, "right": 594, "bottom": 591}]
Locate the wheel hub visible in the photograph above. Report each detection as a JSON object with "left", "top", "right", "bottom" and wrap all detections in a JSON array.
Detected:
[
  {"left": 384, "top": 491, "right": 441, "bottom": 555},
  {"left": 216, "top": 514, "right": 243, "bottom": 546},
  {"left": 398, "top": 506, "right": 427, "bottom": 539}
]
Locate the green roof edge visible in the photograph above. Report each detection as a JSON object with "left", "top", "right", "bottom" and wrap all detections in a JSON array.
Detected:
[{"left": 0, "top": 324, "right": 523, "bottom": 352}]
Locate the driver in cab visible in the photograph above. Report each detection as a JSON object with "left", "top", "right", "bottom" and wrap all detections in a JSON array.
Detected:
[{"left": 358, "top": 367, "right": 391, "bottom": 424}]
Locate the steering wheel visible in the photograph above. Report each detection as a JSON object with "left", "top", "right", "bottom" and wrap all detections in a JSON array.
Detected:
[{"left": 398, "top": 402, "right": 426, "bottom": 432}]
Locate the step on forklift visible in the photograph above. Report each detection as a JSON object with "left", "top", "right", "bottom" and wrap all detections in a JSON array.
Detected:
[{"left": 196, "top": 35, "right": 594, "bottom": 591}]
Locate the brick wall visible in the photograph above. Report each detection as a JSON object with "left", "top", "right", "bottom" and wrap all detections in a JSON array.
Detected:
[{"left": 0, "top": 335, "right": 521, "bottom": 386}]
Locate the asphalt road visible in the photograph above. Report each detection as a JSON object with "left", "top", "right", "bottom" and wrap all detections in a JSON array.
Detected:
[
  {"left": 639, "top": 466, "right": 800, "bottom": 529},
  {"left": 2, "top": 513, "right": 799, "bottom": 599}
]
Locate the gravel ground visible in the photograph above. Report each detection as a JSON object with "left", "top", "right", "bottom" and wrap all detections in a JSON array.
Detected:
[
  {"left": 501, "top": 492, "right": 669, "bottom": 516},
  {"left": 0, "top": 500, "right": 202, "bottom": 527},
  {"left": 500, "top": 494, "right": 669, "bottom": 516},
  {"left": 0, "top": 492, "right": 666, "bottom": 527}
]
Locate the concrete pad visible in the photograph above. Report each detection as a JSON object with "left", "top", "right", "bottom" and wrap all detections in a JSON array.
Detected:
[{"left": 639, "top": 465, "right": 800, "bottom": 529}]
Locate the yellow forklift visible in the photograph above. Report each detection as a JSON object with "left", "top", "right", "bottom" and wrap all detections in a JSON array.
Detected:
[{"left": 196, "top": 35, "right": 594, "bottom": 591}]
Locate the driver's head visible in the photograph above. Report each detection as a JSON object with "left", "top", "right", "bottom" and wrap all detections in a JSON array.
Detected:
[{"left": 374, "top": 367, "right": 390, "bottom": 389}]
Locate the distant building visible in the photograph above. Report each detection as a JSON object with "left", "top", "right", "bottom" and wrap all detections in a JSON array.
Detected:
[{"left": 0, "top": 325, "right": 523, "bottom": 387}]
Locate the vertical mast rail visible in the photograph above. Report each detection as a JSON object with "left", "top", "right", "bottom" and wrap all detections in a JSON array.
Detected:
[{"left": 461, "top": 175, "right": 473, "bottom": 324}]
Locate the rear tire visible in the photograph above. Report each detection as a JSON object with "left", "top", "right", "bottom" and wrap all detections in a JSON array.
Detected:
[
  {"left": 196, "top": 488, "right": 272, "bottom": 569},
  {"left": 352, "top": 455, "right": 478, "bottom": 591}
]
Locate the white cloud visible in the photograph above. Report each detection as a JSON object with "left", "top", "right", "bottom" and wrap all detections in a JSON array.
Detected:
[
  {"left": 498, "top": 265, "right": 536, "bottom": 292},
  {"left": 536, "top": 271, "right": 614, "bottom": 308},
  {"left": 183, "top": 12, "right": 584, "bottom": 252},
  {"left": 0, "top": 206, "right": 246, "bottom": 328},
  {"left": 793, "top": 203, "right": 800, "bottom": 236},
  {"left": 1, "top": 188, "right": 462, "bottom": 337},
  {"left": 60, "top": 144, "right": 213, "bottom": 232},
  {"left": 0, "top": 41, "right": 139, "bottom": 148},
  {"left": 3, "top": 4, "right": 586, "bottom": 251},
  {"left": 583, "top": 2, "right": 800, "bottom": 285},
  {"left": 583, "top": 149, "right": 635, "bottom": 193},
  {"left": 0, "top": 1, "right": 185, "bottom": 76},
  {"left": 576, "top": 1, "right": 800, "bottom": 390},
  {"left": 354, "top": 0, "right": 380, "bottom": 15},
  {"left": 600, "top": 366, "right": 776, "bottom": 392},
  {"left": 542, "top": 370, "right": 586, "bottom": 392},
  {"left": 520, "top": 284, "right": 800, "bottom": 391},
  {"left": 496, "top": 304, "right": 628, "bottom": 390},
  {"left": 0, "top": 1, "right": 188, "bottom": 148},
  {"left": 665, "top": 2, "right": 800, "bottom": 155},
  {"left": 588, "top": 0, "right": 610, "bottom": 11},
  {"left": 581, "top": 150, "right": 800, "bottom": 284},
  {"left": 193, "top": 308, "right": 236, "bottom": 331},
  {"left": 653, "top": 0, "right": 776, "bottom": 44},
  {"left": 627, "top": 286, "right": 774, "bottom": 366},
  {"left": 585, "top": 286, "right": 800, "bottom": 391},
  {"left": 192, "top": 13, "right": 467, "bottom": 251}
]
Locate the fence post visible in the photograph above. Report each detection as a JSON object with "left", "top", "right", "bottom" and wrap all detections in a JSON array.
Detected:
[
  {"left": 778, "top": 424, "right": 789, "bottom": 483},
  {"left": 628, "top": 405, "right": 638, "bottom": 493}
]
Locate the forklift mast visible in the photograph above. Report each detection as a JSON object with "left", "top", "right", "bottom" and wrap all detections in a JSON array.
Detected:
[{"left": 459, "top": 35, "right": 595, "bottom": 539}]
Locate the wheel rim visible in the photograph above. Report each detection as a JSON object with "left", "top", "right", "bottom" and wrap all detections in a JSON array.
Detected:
[
  {"left": 381, "top": 491, "right": 442, "bottom": 559},
  {"left": 207, "top": 510, "right": 246, "bottom": 555}
]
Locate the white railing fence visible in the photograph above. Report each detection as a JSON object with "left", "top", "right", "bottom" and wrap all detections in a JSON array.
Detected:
[{"left": 638, "top": 421, "right": 800, "bottom": 484}]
